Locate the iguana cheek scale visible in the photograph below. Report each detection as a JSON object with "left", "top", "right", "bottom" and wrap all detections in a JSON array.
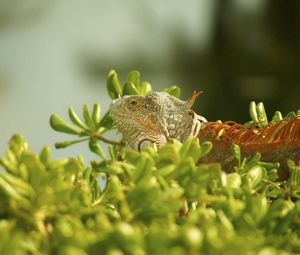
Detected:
[{"left": 109, "top": 91, "right": 300, "bottom": 179}]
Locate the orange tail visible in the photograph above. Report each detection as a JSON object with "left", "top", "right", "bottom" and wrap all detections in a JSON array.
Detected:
[{"left": 198, "top": 117, "right": 300, "bottom": 179}]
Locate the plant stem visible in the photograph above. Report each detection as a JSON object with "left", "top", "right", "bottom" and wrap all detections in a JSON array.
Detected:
[{"left": 94, "top": 135, "right": 124, "bottom": 145}]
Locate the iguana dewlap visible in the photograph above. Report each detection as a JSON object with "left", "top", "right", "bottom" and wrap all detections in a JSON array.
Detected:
[{"left": 109, "top": 92, "right": 300, "bottom": 179}]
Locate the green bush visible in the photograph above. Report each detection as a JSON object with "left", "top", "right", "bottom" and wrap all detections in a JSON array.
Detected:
[{"left": 1, "top": 70, "right": 300, "bottom": 255}]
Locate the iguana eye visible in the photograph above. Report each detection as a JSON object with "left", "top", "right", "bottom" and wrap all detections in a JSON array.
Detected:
[
  {"left": 130, "top": 100, "right": 137, "bottom": 106},
  {"left": 127, "top": 99, "right": 139, "bottom": 111}
]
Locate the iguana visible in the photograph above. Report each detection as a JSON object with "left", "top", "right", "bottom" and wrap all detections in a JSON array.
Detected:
[{"left": 109, "top": 91, "right": 300, "bottom": 179}]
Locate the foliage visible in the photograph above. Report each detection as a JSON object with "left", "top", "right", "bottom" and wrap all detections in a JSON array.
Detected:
[{"left": 1, "top": 70, "right": 300, "bottom": 255}]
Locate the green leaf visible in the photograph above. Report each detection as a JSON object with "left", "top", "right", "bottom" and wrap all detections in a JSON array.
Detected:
[
  {"left": 181, "top": 226, "right": 203, "bottom": 248},
  {"left": 83, "top": 104, "right": 95, "bottom": 130},
  {"left": 122, "top": 82, "right": 139, "bottom": 95},
  {"left": 285, "top": 111, "right": 296, "bottom": 120},
  {"left": 82, "top": 167, "right": 91, "bottom": 182},
  {"left": 92, "top": 104, "right": 101, "bottom": 126},
  {"left": 131, "top": 153, "right": 154, "bottom": 183},
  {"left": 256, "top": 102, "right": 268, "bottom": 127},
  {"left": 0, "top": 174, "right": 30, "bottom": 206},
  {"left": 68, "top": 106, "right": 86, "bottom": 129},
  {"left": 139, "top": 81, "right": 152, "bottom": 95},
  {"left": 244, "top": 121, "right": 254, "bottom": 129},
  {"left": 98, "top": 111, "right": 115, "bottom": 129},
  {"left": 287, "top": 159, "right": 300, "bottom": 186},
  {"left": 126, "top": 70, "right": 140, "bottom": 87},
  {"left": 50, "top": 114, "right": 81, "bottom": 135},
  {"left": 243, "top": 153, "right": 261, "bottom": 172},
  {"left": 271, "top": 111, "right": 283, "bottom": 123},
  {"left": 89, "top": 139, "right": 107, "bottom": 159},
  {"left": 249, "top": 101, "right": 259, "bottom": 123},
  {"left": 173, "top": 157, "right": 196, "bottom": 185},
  {"left": 247, "top": 165, "right": 264, "bottom": 189},
  {"left": 179, "top": 137, "right": 201, "bottom": 162},
  {"left": 156, "top": 144, "right": 180, "bottom": 167},
  {"left": 91, "top": 175, "right": 101, "bottom": 200},
  {"left": 231, "top": 144, "right": 241, "bottom": 166},
  {"left": 108, "top": 175, "right": 124, "bottom": 201},
  {"left": 39, "top": 145, "right": 51, "bottom": 165},
  {"left": 156, "top": 164, "right": 176, "bottom": 177},
  {"left": 60, "top": 246, "right": 88, "bottom": 255},
  {"left": 164, "top": 85, "right": 181, "bottom": 98},
  {"left": 8, "top": 134, "right": 29, "bottom": 158},
  {"left": 46, "top": 158, "right": 68, "bottom": 170},
  {"left": 200, "top": 141, "right": 213, "bottom": 157},
  {"left": 1, "top": 173, "right": 34, "bottom": 197},
  {"left": 55, "top": 139, "right": 87, "bottom": 149},
  {"left": 227, "top": 173, "right": 242, "bottom": 189},
  {"left": 107, "top": 70, "right": 122, "bottom": 99}
]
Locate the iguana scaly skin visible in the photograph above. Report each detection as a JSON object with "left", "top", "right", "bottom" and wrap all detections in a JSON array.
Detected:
[{"left": 109, "top": 92, "right": 300, "bottom": 179}]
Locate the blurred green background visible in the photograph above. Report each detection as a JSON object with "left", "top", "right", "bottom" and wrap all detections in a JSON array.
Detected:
[{"left": 0, "top": 0, "right": 299, "bottom": 157}]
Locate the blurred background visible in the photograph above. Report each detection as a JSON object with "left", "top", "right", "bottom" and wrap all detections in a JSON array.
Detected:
[{"left": 0, "top": 0, "right": 299, "bottom": 158}]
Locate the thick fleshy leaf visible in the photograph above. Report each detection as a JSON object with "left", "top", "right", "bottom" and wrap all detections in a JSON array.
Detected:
[{"left": 50, "top": 114, "right": 81, "bottom": 134}]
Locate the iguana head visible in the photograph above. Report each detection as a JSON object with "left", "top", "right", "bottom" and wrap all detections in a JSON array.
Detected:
[{"left": 109, "top": 91, "right": 207, "bottom": 150}]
